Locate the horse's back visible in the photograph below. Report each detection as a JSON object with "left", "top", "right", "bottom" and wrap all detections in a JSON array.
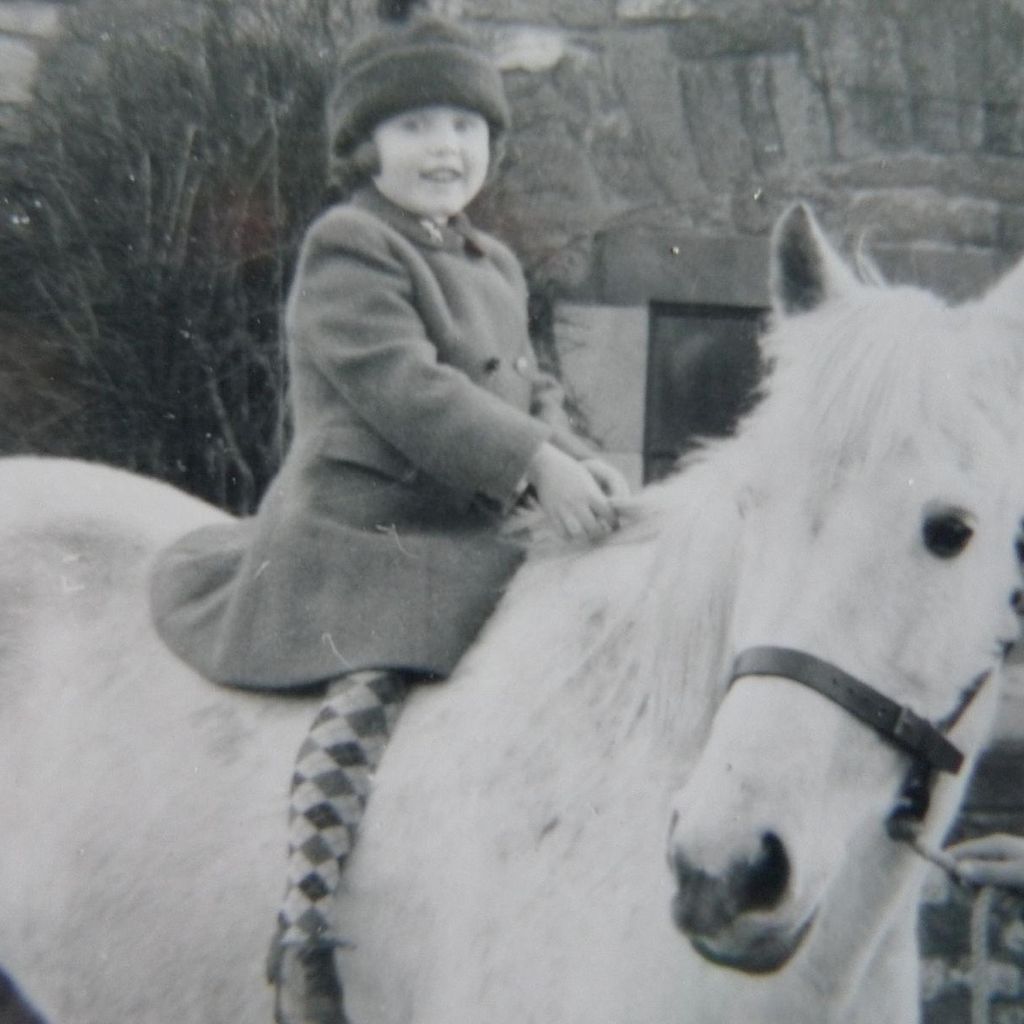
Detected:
[
  {"left": 0, "top": 456, "right": 224, "bottom": 719},
  {"left": 0, "top": 456, "right": 224, "bottom": 697},
  {"left": 0, "top": 457, "right": 307, "bottom": 1024},
  {"left": 0, "top": 455, "right": 223, "bottom": 545}
]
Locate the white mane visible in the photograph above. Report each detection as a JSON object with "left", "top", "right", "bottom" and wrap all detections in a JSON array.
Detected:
[
  {"left": 489, "top": 271, "right": 1024, "bottom": 768},
  {"left": 746, "top": 283, "right": 1024, "bottom": 498}
]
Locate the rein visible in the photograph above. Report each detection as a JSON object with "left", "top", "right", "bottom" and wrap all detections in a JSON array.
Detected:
[{"left": 728, "top": 646, "right": 991, "bottom": 880}]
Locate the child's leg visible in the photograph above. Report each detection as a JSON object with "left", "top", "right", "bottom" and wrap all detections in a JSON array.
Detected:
[{"left": 270, "top": 669, "right": 411, "bottom": 1024}]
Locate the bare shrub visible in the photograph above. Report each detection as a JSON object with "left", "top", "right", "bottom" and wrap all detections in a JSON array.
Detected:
[{"left": 1, "top": 0, "right": 338, "bottom": 512}]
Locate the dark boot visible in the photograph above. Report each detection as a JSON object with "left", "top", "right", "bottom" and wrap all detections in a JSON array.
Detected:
[{"left": 269, "top": 933, "right": 347, "bottom": 1024}]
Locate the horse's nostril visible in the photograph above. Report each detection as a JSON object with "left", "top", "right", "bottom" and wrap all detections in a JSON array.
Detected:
[
  {"left": 741, "top": 832, "right": 790, "bottom": 911},
  {"left": 670, "top": 831, "right": 791, "bottom": 937}
]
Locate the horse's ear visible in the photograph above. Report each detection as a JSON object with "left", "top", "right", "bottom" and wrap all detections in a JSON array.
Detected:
[{"left": 771, "top": 204, "right": 859, "bottom": 316}]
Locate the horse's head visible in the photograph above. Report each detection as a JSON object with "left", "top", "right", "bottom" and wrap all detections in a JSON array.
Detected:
[{"left": 666, "top": 204, "right": 1024, "bottom": 977}]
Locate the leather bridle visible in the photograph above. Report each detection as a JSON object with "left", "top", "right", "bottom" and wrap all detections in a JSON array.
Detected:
[{"left": 727, "top": 646, "right": 990, "bottom": 844}]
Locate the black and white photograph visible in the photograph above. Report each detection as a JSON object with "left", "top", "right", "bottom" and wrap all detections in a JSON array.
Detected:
[{"left": 1, "top": 1, "right": 1023, "bottom": 1021}]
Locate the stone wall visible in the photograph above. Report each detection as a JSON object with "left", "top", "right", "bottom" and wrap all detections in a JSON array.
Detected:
[
  {"left": 9, "top": 1, "right": 1024, "bottom": 317},
  {"left": 0, "top": 2, "right": 62, "bottom": 142},
  {"left": 454, "top": 0, "right": 1024, "bottom": 305},
  {"left": 7, "top": 4, "right": 1024, "bottom": 322}
]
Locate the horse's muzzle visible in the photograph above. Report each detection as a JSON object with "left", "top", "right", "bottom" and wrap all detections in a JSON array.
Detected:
[
  {"left": 682, "top": 914, "right": 815, "bottom": 975},
  {"left": 670, "top": 831, "right": 812, "bottom": 973}
]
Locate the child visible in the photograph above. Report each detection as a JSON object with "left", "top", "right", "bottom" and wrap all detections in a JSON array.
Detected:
[{"left": 149, "top": 14, "right": 628, "bottom": 1024}]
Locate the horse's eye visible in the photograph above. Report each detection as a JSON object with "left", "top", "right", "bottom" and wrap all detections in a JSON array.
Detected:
[{"left": 922, "top": 511, "right": 974, "bottom": 558}]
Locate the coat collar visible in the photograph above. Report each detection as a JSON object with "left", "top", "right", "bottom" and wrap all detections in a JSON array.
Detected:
[{"left": 350, "top": 186, "right": 486, "bottom": 256}]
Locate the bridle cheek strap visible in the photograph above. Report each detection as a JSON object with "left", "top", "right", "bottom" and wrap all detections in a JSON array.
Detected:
[{"left": 728, "top": 646, "right": 969, "bottom": 775}]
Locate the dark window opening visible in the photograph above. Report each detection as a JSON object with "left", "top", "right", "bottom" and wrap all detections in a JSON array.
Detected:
[{"left": 643, "top": 301, "right": 766, "bottom": 483}]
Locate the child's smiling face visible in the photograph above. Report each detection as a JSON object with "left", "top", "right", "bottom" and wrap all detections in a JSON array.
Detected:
[{"left": 371, "top": 105, "right": 490, "bottom": 224}]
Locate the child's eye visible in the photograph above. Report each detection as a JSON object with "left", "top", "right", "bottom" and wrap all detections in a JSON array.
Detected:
[{"left": 399, "top": 116, "right": 424, "bottom": 132}]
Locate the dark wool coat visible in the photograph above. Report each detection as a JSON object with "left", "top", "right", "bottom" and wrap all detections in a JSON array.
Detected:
[{"left": 151, "top": 187, "right": 587, "bottom": 689}]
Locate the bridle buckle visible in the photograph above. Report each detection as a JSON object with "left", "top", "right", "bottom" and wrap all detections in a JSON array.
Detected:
[{"left": 892, "top": 705, "right": 926, "bottom": 751}]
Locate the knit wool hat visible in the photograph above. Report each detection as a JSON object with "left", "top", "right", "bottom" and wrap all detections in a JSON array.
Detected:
[{"left": 326, "top": 16, "right": 510, "bottom": 160}]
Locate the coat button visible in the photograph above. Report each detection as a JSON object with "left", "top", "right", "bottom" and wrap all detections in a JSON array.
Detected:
[
  {"left": 514, "top": 355, "right": 530, "bottom": 373},
  {"left": 483, "top": 357, "right": 501, "bottom": 374}
]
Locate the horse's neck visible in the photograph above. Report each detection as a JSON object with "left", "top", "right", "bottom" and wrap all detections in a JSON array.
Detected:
[
  {"left": 456, "top": 461, "right": 743, "bottom": 783},
  {"left": 635, "top": 462, "right": 744, "bottom": 748}
]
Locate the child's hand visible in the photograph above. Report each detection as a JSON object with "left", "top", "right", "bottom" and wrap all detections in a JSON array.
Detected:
[
  {"left": 581, "top": 458, "right": 631, "bottom": 501},
  {"left": 526, "top": 443, "right": 619, "bottom": 541},
  {"left": 945, "top": 833, "right": 1024, "bottom": 891}
]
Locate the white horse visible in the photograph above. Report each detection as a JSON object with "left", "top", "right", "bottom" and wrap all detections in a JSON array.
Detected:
[{"left": 1, "top": 204, "right": 1023, "bottom": 1024}]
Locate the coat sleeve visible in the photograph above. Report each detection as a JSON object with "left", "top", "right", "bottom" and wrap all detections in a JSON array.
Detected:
[
  {"left": 481, "top": 236, "right": 595, "bottom": 462},
  {"left": 285, "top": 212, "right": 553, "bottom": 504},
  {"left": 530, "top": 375, "right": 595, "bottom": 461}
]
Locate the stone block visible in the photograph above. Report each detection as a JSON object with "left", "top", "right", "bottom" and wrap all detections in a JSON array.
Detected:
[
  {"left": 920, "top": 956, "right": 970, "bottom": 1003},
  {"left": 0, "top": 36, "right": 38, "bottom": 106},
  {"left": 739, "top": 56, "right": 785, "bottom": 173},
  {"left": 999, "top": 204, "right": 1024, "bottom": 258},
  {"left": 816, "top": 5, "right": 917, "bottom": 156},
  {"left": 982, "top": 101, "right": 1024, "bottom": 158},
  {"left": 595, "top": 223, "right": 769, "bottom": 307},
  {"left": 920, "top": 896, "right": 973, "bottom": 959},
  {"left": 900, "top": 0, "right": 985, "bottom": 106},
  {"left": 475, "top": 107, "right": 611, "bottom": 284},
  {"left": 606, "top": 28, "right": 706, "bottom": 206},
  {"left": 617, "top": 0, "right": 796, "bottom": 22},
  {"left": 991, "top": 663, "right": 1024, "bottom": 742},
  {"left": 820, "top": 154, "right": 1024, "bottom": 205},
  {"left": 463, "top": 0, "right": 614, "bottom": 26},
  {"left": 729, "top": 184, "right": 777, "bottom": 236},
  {"left": 766, "top": 52, "right": 832, "bottom": 173},
  {"left": 911, "top": 96, "right": 975, "bottom": 154},
  {"left": 1002, "top": 916, "right": 1024, "bottom": 958},
  {"left": 661, "top": 14, "right": 804, "bottom": 61},
  {"left": 869, "top": 243, "right": 1000, "bottom": 302},
  {"left": 993, "top": 1003, "right": 1024, "bottom": 1024},
  {"left": 493, "top": 26, "right": 568, "bottom": 72},
  {"left": 830, "top": 87, "right": 913, "bottom": 156},
  {"left": 552, "top": 302, "right": 649, "bottom": 458},
  {"left": 0, "top": 100, "right": 29, "bottom": 142},
  {"left": 617, "top": 0, "right": 697, "bottom": 17},
  {"left": 968, "top": 743, "right": 1024, "bottom": 816},
  {"left": 981, "top": 3, "right": 1024, "bottom": 105},
  {"left": 0, "top": 2, "right": 60, "bottom": 38},
  {"left": 849, "top": 191, "right": 1000, "bottom": 248},
  {"left": 679, "top": 60, "right": 756, "bottom": 185},
  {"left": 988, "top": 959, "right": 1024, "bottom": 999},
  {"left": 819, "top": 5, "right": 908, "bottom": 91},
  {"left": 923, "top": 987, "right": 971, "bottom": 1024}
]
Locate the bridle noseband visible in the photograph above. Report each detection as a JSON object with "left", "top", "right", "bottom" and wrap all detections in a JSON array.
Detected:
[
  {"left": 727, "top": 646, "right": 990, "bottom": 853},
  {"left": 730, "top": 647, "right": 972, "bottom": 773}
]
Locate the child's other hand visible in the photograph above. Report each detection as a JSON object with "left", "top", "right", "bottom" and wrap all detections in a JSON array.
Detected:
[
  {"left": 582, "top": 458, "right": 631, "bottom": 501},
  {"left": 526, "top": 443, "right": 619, "bottom": 542},
  {"left": 945, "top": 833, "right": 1024, "bottom": 891}
]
